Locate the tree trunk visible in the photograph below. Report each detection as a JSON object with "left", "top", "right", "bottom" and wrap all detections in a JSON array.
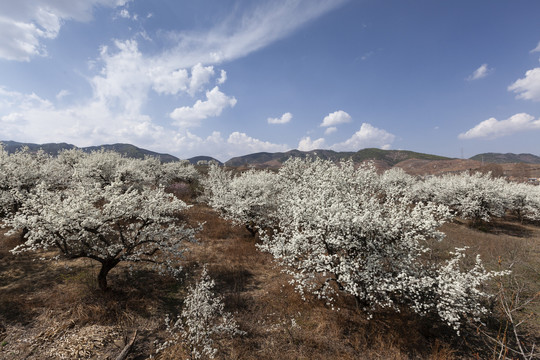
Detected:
[
  {"left": 97, "top": 260, "right": 119, "bottom": 291},
  {"left": 20, "top": 227, "right": 29, "bottom": 241}
]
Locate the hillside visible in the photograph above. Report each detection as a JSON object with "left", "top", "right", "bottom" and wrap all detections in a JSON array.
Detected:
[
  {"left": 187, "top": 156, "right": 223, "bottom": 165},
  {"left": 470, "top": 152, "right": 540, "bottom": 164},
  {"left": 225, "top": 148, "right": 452, "bottom": 168},
  {"left": 0, "top": 141, "right": 179, "bottom": 163}
]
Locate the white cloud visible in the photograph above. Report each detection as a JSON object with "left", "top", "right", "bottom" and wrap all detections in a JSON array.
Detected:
[
  {"left": 324, "top": 126, "right": 337, "bottom": 135},
  {"left": 118, "top": 9, "right": 130, "bottom": 19},
  {"left": 217, "top": 70, "right": 227, "bottom": 84},
  {"left": 531, "top": 41, "right": 540, "bottom": 53},
  {"left": 188, "top": 63, "right": 215, "bottom": 96},
  {"left": 227, "top": 132, "right": 289, "bottom": 155},
  {"left": 298, "top": 136, "right": 326, "bottom": 151},
  {"left": 508, "top": 67, "right": 540, "bottom": 101},
  {"left": 331, "top": 123, "right": 395, "bottom": 151},
  {"left": 0, "top": 1, "right": 344, "bottom": 160},
  {"left": 0, "top": 87, "right": 163, "bottom": 147},
  {"left": 0, "top": 89, "right": 284, "bottom": 161},
  {"left": 0, "top": 0, "right": 130, "bottom": 61},
  {"left": 458, "top": 113, "right": 540, "bottom": 139},
  {"left": 91, "top": 40, "right": 148, "bottom": 116},
  {"left": 160, "top": 0, "right": 347, "bottom": 67},
  {"left": 161, "top": 130, "right": 288, "bottom": 161},
  {"left": 268, "top": 112, "right": 292, "bottom": 124},
  {"left": 467, "top": 63, "right": 492, "bottom": 81},
  {"left": 150, "top": 63, "right": 218, "bottom": 96},
  {"left": 151, "top": 67, "right": 189, "bottom": 95},
  {"left": 56, "top": 90, "right": 70, "bottom": 100},
  {"left": 321, "top": 110, "right": 351, "bottom": 127},
  {"left": 169, "top": 86, "right": 237, "bottom": 127}
]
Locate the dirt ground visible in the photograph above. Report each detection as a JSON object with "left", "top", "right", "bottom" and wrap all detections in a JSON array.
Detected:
[{"left": 1, "top": 205, "right": 538, "bottom": 359}]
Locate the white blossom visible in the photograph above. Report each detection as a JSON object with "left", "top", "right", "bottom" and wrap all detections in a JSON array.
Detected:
[
  {"left": 158, "top": 266, "right": 245, "bottom": 359},
  {"left": 204, "top": 157, "right": 508, "bottom": 332}
]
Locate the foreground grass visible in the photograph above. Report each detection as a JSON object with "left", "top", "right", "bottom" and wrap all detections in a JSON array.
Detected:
[{"left": 0, "top": 204, "right": 538, "bottom": 359}]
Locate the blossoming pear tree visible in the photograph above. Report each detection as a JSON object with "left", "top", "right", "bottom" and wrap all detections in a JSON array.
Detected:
[
  {"left": 208, "top": 158, "right": 506, "bottom": 332},
  {"left": 203, "top": 164, "right": 280, "bottom": 235},
  {"left": 7, "top": 180, "right": 197, "bottom": 291},
  {"left": 0, "top": 145, "right": 50, "bottom": 217},
  {"left": 420, "top": 171, "right": 510, "bottom": 224},
  {"left": 157, "top": 266, "right": 245, "bottom": 359}
]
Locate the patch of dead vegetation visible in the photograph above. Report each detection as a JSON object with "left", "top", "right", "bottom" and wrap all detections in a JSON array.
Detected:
[{"left": 1, "top": 206, "right": 539, "bottom": 359}]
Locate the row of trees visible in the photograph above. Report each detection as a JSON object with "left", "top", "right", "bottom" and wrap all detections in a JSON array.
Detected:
[
  {"left": 203, "top": 158, "right": 536, "bottom": 332},
  {"left": 3, "top": 145, "right": 538, "bottom": 336},
  {"left": 1, "top": 146, "right": 200, "bottom": 290}
]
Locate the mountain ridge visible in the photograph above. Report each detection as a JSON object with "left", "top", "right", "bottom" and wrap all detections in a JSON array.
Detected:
[
  {"left": 225, "top": 148, "right": 453, "bottom": 168},
  {"left": 470, "top": 152, "right": 540, "bottom": 164},
  {"left": 0, "top": 140, "right": 180, "bottom": 163},
  {"left": 2, "top": 140, "right": 539, "bottom": 169}
]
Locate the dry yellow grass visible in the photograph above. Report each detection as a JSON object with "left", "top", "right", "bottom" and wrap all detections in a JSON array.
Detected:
[{"left": 1, "top": 203, "right": 539, "bottom": 359}]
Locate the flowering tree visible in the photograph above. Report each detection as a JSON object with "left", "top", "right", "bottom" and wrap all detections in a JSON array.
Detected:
[
  {"left": 203, "top": 165, "right": 280, "bottom": 235},
  {"left": 250, "top": 158, "right": 505, "bottom": 331},
  {"left": 47, "top": 149, "right": 199, "bottom": 191},
  {"left": 0, "top": 145, "right": 50, "bottom": 217},
  {"left": 504, "top": 181, "right": 540, "bottom": 223},
  {"left": 421, "top": 171, "right": 510, "bottom": 224},
  {"left": 379, "top": 166, "right": 418, "bottom": 200},
  {"left": 7, "top": 180, "right": 197, "bottom": 291},
  {"left": 158, "top": 266, "right": 244, "bottom": 359}
]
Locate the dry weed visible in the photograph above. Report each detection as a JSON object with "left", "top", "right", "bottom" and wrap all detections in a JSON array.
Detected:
[{"left": 1, "top": 207, "right": 539, "bottom": 359}]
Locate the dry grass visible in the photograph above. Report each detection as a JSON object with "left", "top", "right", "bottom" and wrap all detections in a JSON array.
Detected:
[{"left": 1, "top": 204, "right": 539, "bottom": 359}]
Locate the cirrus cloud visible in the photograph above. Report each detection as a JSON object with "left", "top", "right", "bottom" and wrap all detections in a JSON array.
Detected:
[
  {"left": 467, "top": 63, "right": 492, "bottom": 81},
  {"left": 531, "top": 41, "right": 540, "bottom": 53}
]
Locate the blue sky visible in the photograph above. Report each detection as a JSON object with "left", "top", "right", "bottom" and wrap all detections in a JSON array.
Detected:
[{"left": 0, "top": 0, "right": 539, "bottom": 161}]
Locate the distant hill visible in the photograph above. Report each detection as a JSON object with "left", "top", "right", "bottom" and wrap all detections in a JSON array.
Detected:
[
  {"left": 0, "top": 141, "right": 179, "bottom": 163},
  {"left": 82, "top": 143, "right": 179, "bottom": 163},
  {"left": 225, "top": 148, "right": 452, "bottom": 168},
  {"left": 470, "top": 152, "right": 540, "bottom": 164},
  {"left": 0, "top": 141, "right": 76, "bottom": 155},
  {"left": 187, "top": 156, "right": 223, "bottom": 166}
]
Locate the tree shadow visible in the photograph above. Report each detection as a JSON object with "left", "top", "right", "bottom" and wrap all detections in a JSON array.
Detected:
[{"left": 474, "top": 221, "right": 534, "bottom": 238}]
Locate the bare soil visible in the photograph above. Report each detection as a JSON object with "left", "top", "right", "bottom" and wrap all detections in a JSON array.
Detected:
[{"left": 1, "top": 205, "right": 538, "bottom": 359}]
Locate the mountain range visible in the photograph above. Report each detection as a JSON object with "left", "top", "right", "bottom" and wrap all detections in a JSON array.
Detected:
[
  {"left": 470, "top": 152, "right": 540, "bottom": 164},
  {"left": 0, "top": 140, "right": 180, "bottom": 163},
  {"left": 2, "top": 140, "right": 539, "bottom": 170},
  {"left": 224, "top": 148, "right": 451, "bottom": 168}
]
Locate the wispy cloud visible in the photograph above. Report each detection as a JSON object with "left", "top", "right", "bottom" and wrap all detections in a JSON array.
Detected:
[
  {"left": 458, "top": 113, "right": 540, "bottom": 139},
  {"left": 0, "top": 0, "right": 130, "bottom": 61},
  {"left": 467, "top": 63, "right": 492, "bottom": 81},
  {"left": 0, "top": 1, "right": 346, "bottom": 159},
  {"left": 324, "top": 126, "right": 337, "bottom": 135},
  {"left": 530, "top": 41, "right": 540, "bottom": 53},
  {"left": 159, "top": 0, "right": 348, "bottom": 68}
]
